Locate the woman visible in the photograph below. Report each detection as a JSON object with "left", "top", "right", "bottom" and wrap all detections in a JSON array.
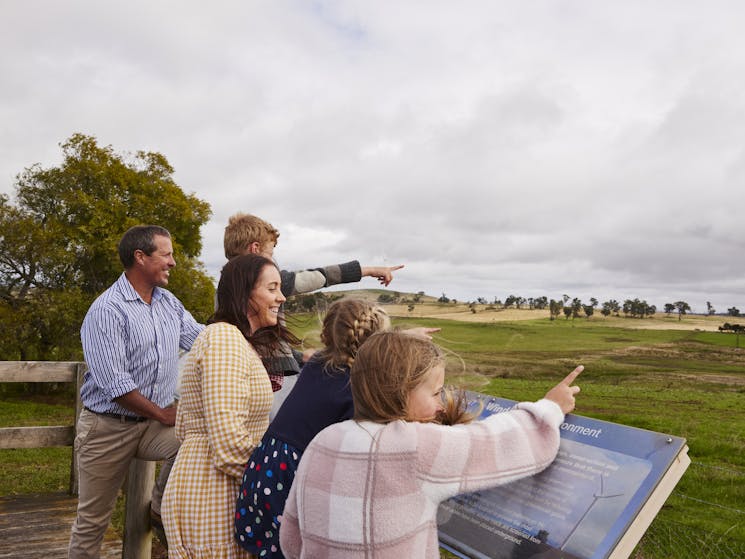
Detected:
[{"left": 163, "top": 254, "right": 298, "bottom": 558}]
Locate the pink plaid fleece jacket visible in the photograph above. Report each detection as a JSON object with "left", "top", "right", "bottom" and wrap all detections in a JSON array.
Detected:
[{"left": 280, "top": 398, "right": 564, "bottom": 559}]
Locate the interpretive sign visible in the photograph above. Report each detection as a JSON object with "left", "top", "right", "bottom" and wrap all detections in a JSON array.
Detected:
[{"left": 437, "top": 394, "right": 690, "bottom": 559}]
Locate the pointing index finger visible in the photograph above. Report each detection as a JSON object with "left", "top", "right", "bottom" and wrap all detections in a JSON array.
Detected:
[{"left": 562, "top": 365, "right": 584, "bottom": 385}]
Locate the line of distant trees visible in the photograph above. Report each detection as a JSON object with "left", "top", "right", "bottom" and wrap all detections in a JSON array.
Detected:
[{"left": 414, "top": 292, "right": 743, "bottom": 322}]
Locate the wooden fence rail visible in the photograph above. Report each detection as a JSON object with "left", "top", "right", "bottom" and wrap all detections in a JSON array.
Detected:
[{"left": 0, "top": 361, "right": 154, "bottom": 559}]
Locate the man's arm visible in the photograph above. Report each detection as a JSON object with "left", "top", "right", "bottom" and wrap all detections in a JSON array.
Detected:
[
  {"left": 175, "top": 298, "right": 204, "bottom": 351},
  {"left": 81, "top": 307, "right": 140, "bottom": 404},
  {"left": 115, "top": 390, "right": 177, "bottom": 425}
]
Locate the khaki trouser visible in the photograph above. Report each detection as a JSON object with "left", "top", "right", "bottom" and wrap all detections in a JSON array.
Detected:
[{"left": 68, "top": 409, "right": 179, "bottom": 559}]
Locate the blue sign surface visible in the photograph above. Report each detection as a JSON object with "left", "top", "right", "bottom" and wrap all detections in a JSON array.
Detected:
[{"left": 437, "top": 394, "right": 687, "bottom": 559}]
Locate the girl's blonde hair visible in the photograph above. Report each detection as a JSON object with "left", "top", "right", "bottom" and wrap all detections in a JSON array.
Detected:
[
  {"left": 315, "top": 299, "right": 390, "bottom": 371},
  {"left": 351, "top": 331, "right": 444, "bottom": 422},
  {"left": 436, "top": 387, "right": 480, "bottom": 425}
]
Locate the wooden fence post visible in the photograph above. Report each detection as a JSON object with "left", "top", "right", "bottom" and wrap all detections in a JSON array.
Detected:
[
  {"left": 122, "top": 458, "right": 154, "bottom": 559},
  {"left": 69, "top": 362, "right": 86, "bottom": 496}
]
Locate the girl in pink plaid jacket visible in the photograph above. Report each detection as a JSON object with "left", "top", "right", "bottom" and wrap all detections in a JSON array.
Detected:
[{"left": 280, "top": 331, "right": 582, "bottom": 559}]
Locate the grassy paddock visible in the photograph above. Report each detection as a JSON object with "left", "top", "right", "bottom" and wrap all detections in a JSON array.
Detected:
[
  {"left": 293, "top": 314, "right": 745, "bottom": 548},
  {"left": 2, "top": 314, "right": 743, "bottom": 556}
]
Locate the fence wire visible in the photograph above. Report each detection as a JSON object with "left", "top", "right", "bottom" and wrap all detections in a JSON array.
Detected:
[
  {"left": 632, "top": 461, "right": 745, "bottom": 559},
  {"left": 633, "top": 518, "right": 745, "bottom": 559}
]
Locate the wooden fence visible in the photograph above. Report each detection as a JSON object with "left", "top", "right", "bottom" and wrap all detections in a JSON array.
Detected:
[{"left": 0, "top": 361, "right": 155, "bottom": 559}]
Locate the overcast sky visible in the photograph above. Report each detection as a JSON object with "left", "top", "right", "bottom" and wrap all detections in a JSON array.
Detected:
[{"left": 2, "top": 1, "right": 744, "bottom": 314}]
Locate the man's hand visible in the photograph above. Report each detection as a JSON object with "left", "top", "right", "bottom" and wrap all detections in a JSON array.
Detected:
[
  {"left": 114, "top": 390, "right": 178, "bottom": 426},
  {"left": 158, "top": 405, "right": 177, "bottom": 426}
]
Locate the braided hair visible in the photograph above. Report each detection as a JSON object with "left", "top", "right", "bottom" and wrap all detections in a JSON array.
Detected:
[{"left": 315, "top": 299, "right": 390, "bottom": 372}]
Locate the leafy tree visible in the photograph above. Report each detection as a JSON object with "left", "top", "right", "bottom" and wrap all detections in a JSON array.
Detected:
[
  {"left": 673, "top": 301, "right": 691, "bottom": 321},
  {"left": 563, "top": 306, "right": 572, "bottom": 320},
  {"left": 571, "top": 298, "right": 583, "bottom": 320},
  {"left": 534, "top": 296, "right": 548, "bottom": 310},
  {"left": 377, "top": 293, "right": 396, "bottom": 304},
  {"left": 664, "top": 303, "right": 675, "bottom": 316},
  {"left": 719, "top": 323, "right": 744, "bottom": 348},
  {"left": 0, "top": 134, "right": 213, "bottom": 360},
  {"left": 437, "top": 293, "right": 450, "bottom": 303},
  {"left": 601, "top": 299, "right": 620, "bottom": 317},
  {"left": 622, "top": 298, "right": 655, "bottom": 319},
  {"left": 583, "top": 304, "right": 594, "bottom": 319},
  {"left": 589, "top": 297, "right": 598, "bottom": 308},
  {"left": 284, "top": 291, "right": 342, "bottom": 313},
  {"left": 706, "top": 301, "right": 716, "bottom": 316},
  {"left": 549, "top": 299, "right": 562, "bottom": 321},
  {"left": 728, "top": 307, "right": 741, "bottom": 317}
]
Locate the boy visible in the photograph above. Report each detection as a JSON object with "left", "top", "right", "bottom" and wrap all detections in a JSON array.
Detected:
[{"left": 223, "top": 213, "right": 403, "bottom": 413}]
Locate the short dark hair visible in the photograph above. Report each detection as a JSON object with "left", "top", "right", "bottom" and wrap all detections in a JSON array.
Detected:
[{"left": 118, "top": 225, "right": 171, "bottom": 268}]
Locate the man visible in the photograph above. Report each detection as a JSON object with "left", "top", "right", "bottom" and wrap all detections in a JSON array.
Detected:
[{"left": 69, "top": 225, "right": 203, "bottom": 559}]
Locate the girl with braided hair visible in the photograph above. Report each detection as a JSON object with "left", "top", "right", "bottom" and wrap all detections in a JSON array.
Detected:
[{"left": 234, "top": 299, "right": 438, "bottom": 558}]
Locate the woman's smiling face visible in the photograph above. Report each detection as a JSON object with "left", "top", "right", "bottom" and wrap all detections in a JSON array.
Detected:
[{"left": 247, "top": 264, "right": 285, "bottom": 331}]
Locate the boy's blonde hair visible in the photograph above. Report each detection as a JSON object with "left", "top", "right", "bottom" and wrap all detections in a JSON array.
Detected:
[
  {"left": 316, "top": 299, "right": 390, "bottom": 371},
  {"left": 351, "top": 331, "right": 444, "bottom": 423},
  {"left": 223, "top": 213, "right": 280, "bottom": 259}
]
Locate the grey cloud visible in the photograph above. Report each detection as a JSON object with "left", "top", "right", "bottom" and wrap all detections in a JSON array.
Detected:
[{"left": 2, "top": 1, "right": 744, "bottom": 314}]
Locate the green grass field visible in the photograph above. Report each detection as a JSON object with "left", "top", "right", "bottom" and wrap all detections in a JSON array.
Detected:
[
  {"left": 294, "top": 313, "right": 745, "bottom": 555},
  {"left": 2, "top": 313, "right": 744, "bottom": 557}
]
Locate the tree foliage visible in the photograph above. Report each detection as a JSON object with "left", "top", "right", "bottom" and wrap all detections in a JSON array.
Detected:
[
  {"left": 0, "top": 134, "right": 214, "bottom": 360},
  {"left": 622, "top": 298, "right": 656, "bottom": 319},
  {"left": 549, "top": 299, "right": 563, "bottom": 321},
  {"left": 672, "top": 301, "right": 691, "bottom": 321},
  {"left": 600, "top": 299, "right": 620, "bottom": 317}
]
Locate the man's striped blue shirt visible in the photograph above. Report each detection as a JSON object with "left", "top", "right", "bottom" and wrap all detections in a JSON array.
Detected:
[{"left": 80, "top": 273, "right": 204, "bottom": 415}]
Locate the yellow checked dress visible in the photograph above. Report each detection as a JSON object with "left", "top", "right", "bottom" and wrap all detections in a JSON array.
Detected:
[{"left": 163, "top": 322, "right": 273, "bottom": 558}]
